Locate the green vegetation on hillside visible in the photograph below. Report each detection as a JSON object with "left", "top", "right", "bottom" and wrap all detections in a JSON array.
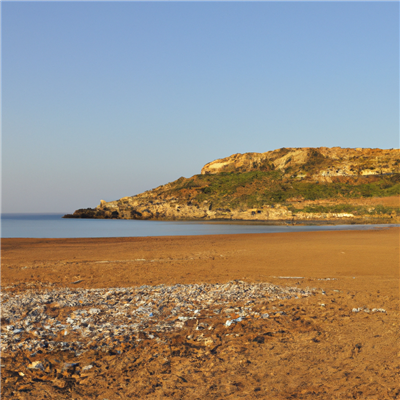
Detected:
[{"left": 159, "top": 171, "right": 400, "bottom": 211}]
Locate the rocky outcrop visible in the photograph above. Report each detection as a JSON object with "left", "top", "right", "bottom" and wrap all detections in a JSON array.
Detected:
[
  {"left": 65, "top": 201, "right": 294, "bottom": 221},
  {"left": 64, "top": 147, "right": 400, "bottom": 223},
  {"left": 201, "top": 147, "right": 399, "bottom": 179}
]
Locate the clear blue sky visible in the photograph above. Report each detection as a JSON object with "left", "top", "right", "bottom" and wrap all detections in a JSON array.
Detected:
[{"left": 2, "top": 2, "right": 399, "bottom": 213}]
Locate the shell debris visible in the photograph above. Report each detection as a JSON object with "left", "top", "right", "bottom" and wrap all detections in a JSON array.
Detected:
[{"left": 1, "top": 281, "right": 313, "bottom": 355}]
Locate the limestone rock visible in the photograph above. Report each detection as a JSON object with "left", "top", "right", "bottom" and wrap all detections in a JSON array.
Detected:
[
  {"left": 201, "top": 147, "right": 399, "bottom": 176},
  {"left": 64, "top": 147, "right": 400, "bottom": 223}
]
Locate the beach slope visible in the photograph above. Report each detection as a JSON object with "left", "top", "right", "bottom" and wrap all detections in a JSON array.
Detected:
[{"left": 1, "top": 227, "right": 399, "bottom": 399}]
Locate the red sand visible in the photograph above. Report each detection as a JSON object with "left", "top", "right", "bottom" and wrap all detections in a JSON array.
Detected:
[{"left": 1, "top": 228, "right": 399, "bottom": 399}]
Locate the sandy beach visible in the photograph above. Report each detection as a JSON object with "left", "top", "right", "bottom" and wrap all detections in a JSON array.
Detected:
[{"left": 1, "top": 227, "right": 399, "bottom": 399}]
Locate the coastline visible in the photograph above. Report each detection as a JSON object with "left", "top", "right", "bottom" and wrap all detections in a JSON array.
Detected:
[{"left": 2, "top": 211, "right": 399, "bottom": 240}]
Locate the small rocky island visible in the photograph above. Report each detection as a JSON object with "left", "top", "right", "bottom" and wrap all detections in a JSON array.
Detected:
[{"left": 64, "top": 147, "right": 400, "bottom": 224}]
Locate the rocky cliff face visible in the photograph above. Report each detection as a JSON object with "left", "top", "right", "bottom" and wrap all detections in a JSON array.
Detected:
[
  {"left": 201, "top": 147, "right": 399, "bottom": 178},
  {"left": 64, "top": 147, "right": 400, "bottom": 224}
]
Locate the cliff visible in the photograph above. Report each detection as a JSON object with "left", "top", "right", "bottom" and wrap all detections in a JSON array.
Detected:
[
  {"left": 201, "top": 147, "right": 399, "bottom": 177},
  {"left": 64, "top": 147, "right": 400, "bottom": 224}
]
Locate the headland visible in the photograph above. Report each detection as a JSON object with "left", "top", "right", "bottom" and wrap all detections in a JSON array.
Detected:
[{"left": 64, "top": 147, "right": 400, "bottom": 224}]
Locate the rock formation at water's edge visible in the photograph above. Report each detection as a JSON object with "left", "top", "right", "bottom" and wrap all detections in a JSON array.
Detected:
[{"left": 64, "top": 147, "right": 400, "bottom": 224}]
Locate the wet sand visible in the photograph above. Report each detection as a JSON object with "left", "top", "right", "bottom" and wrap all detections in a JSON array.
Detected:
[{"left": 1, "top": 228, "right": 399, "bottom": 399}]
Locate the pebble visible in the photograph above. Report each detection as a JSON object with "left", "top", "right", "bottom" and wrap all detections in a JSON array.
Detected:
[
  {"left": 1, "top": 280, "right": 313, "bottom": 355},
  {"left": 353, "top": 307, "right": 386, "bottom": 313},
  {"left": 372, "top": 308, "right": 386, "bottom": 313},
  {"left": 275, "top": 276, "right": 304, "bottom": 279},
  {"left": 64, "top": 363, "right": 79, "bottom": 368},
  {"left": 28, "top": 361, "right": 44, "bottom": 370}
]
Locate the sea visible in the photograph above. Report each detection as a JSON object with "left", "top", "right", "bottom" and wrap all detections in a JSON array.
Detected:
[{"left": 1, "top": 214, "right": 398, "bottom": 239}]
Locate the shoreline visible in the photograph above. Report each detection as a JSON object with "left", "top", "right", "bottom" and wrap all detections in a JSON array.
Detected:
[
  {"left": 2, "top": 220, "right": 399, "bottom": 240},
  {"left": 62, "top": 215, "right": 399, "bottom": 225}
]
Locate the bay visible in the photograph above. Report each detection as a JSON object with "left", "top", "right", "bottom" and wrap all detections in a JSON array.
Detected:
[{"left": 1, "top": 213, "right": 398, "bottom": 239}]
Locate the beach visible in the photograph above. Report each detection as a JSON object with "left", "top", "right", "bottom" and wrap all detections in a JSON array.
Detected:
[{"left": 1, "top": 227, "right": 399, "bottom": 399}]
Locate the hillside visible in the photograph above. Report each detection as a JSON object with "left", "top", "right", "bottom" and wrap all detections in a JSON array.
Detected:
[{"left": 64, "top": 147, "right": 400, "bottom": 224}]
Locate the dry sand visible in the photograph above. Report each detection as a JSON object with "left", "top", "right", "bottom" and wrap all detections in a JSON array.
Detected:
[{"left": 1, "top": 227, "right": 399, "bottom": 399}]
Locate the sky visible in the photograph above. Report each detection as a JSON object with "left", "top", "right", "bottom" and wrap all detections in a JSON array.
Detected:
[{"left": 2, "top": 1, "right": 399, "bottom": 213}]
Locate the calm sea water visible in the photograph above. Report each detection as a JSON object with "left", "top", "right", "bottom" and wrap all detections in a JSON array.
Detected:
[{"left": 1, "top": 214, "right": 398, "bottom": 239}]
